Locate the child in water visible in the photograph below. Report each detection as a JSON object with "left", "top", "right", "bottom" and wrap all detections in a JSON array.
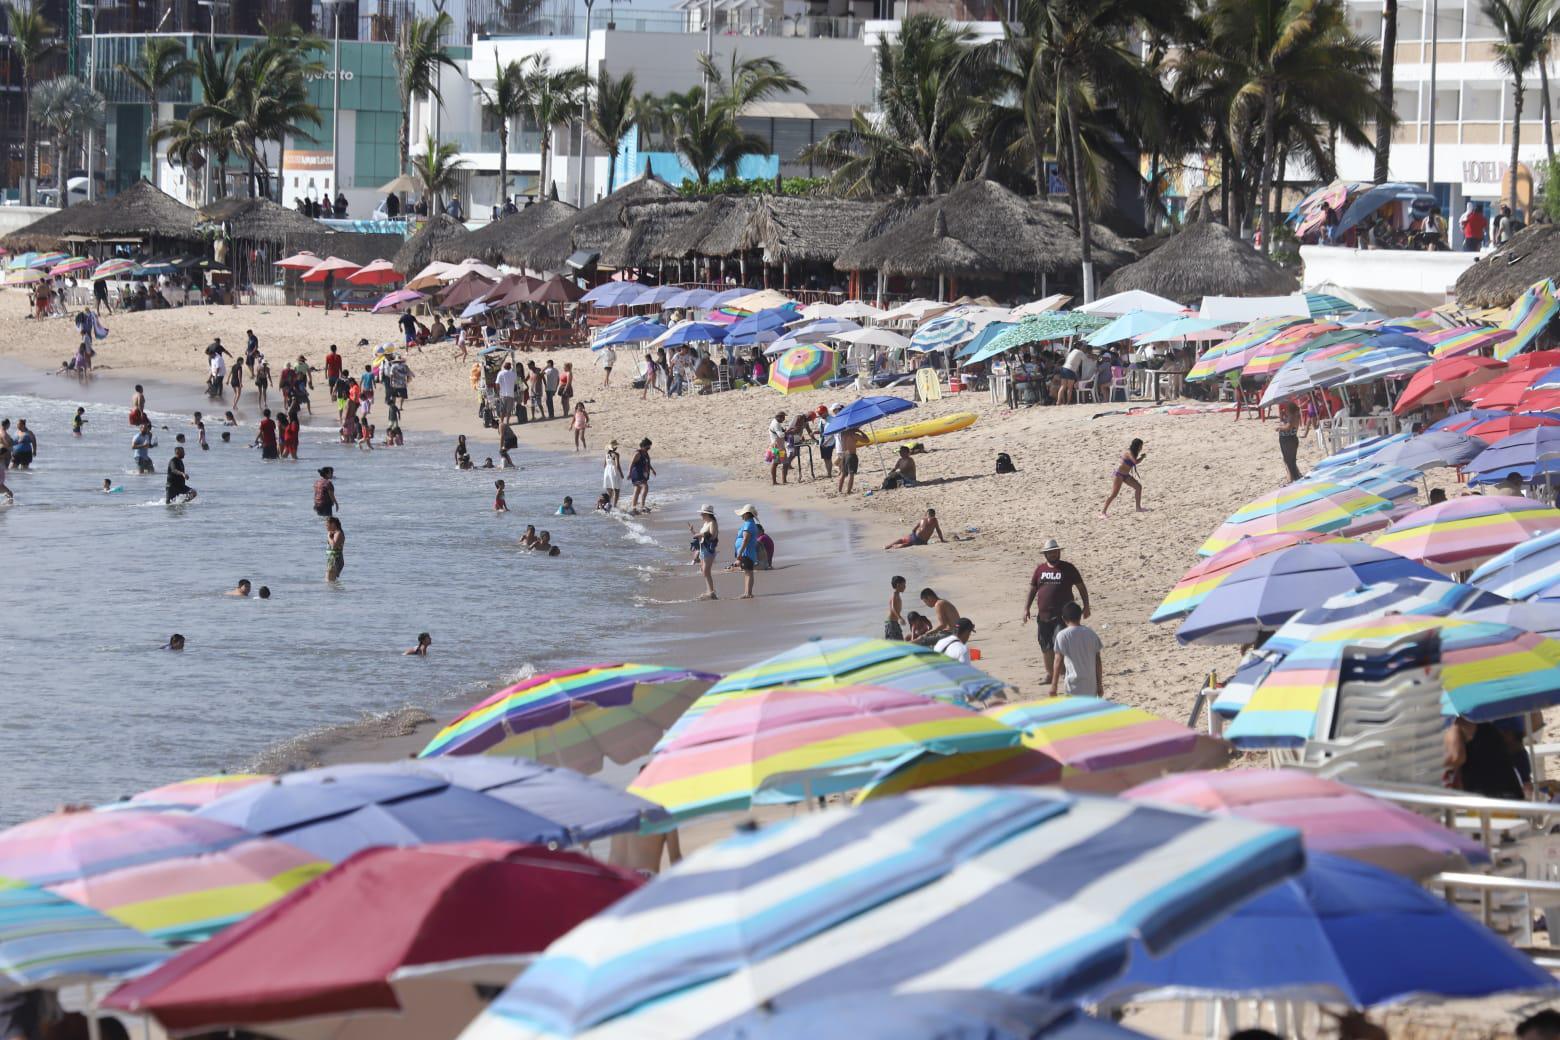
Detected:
[
  {"left": 194, "top": 413, "right": 208, "bottom": 451},
  {"left": 101, "top": 478, "right": 122, "bottom": 493},
  {"left": 72, "top": 408, "right": 87, "bottom": 435},
  {"left": 454, "top": 435, "right": 473, "bottom": 470},
  {"left": 596, "top": 492, "right": 612, "bottom": 512},
  {"left": 494, "top": 480, "right": 508, "bottom": 512},
  {"left": 519, "top": 524, "right": 538, "bottom": 548},
  {"left": 556, "top": 496, "right": 575, "bottom": 515}
]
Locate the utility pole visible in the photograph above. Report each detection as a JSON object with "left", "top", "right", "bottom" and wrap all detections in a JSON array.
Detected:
[
  {"left": 329, "top": 0, "right": 342, "bottom": 204},
  {"left": 1426, "top": 0, "right": 1439, "bottom": 192},
  {"left": 576, "top": 0, "right": 596, "bottom": 205},
  {"left": 81, "top": 1, "right": 96, "bottom": 203}
]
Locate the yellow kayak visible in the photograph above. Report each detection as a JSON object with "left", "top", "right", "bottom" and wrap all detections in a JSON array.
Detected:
[{"left": 864, "top": 412, "right": 978, "bottom": 444}]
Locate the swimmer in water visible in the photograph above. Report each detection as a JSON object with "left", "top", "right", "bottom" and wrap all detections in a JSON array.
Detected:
[
  {"left": 229, "top": 579, "right": 252, "bottom": 597},
  {"left": 0, "top": 419, "right": 13, "bottom": 502},
  {"left": 223, "top": 411, "right": 237, "bottom": 426},
  {"left": 556, "top": 496, "right": 575, "bottom": 515},
  {"left": 481, "top": 457, "right": 495, "bottom": 469},
  {"left": 258, "top": 586, "right": 270, "bottom": 599},
  {"left": 519, "top": 524, "right": 538, "bottom": 549},
  {"left": 454, "top": 435, "right": 472, "bottom": 470},
  {"left": 534, "top": 531, "right": 561, "bottom": 556},
  {"left": 404, "top": 632, "right": 432, "bottom": 656},
  {"left": 164, "top": 634, "right": 185, "bottom": 651},
  {"left": 102, "top": 478, "right": 122, "bottom": 493},
  {"left": 494, "top": 480, "right": 508, "bottom": 512},
  {"left": 72, "top": 408, "right": 86, "bottom": 435}
]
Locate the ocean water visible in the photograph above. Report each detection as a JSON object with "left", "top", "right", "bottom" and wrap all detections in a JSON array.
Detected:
[{"left": 0, "top": 384, "right": 700, "bottom": 824}]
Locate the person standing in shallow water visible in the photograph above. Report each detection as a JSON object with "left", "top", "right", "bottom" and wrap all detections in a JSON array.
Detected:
[
  {"left": 313, "top": 467, "right": 337, "bottom": 518},
  {"left": 325, "top": 516, "right": 345, "bottom": 581}
]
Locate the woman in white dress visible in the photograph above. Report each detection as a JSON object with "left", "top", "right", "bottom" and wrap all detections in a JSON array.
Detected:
[{"left": 602, "top": 440, "right": 624, "bottom": 510}]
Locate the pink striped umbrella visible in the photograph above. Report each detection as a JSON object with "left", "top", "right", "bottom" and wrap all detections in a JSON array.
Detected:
[
  {"left": 1372, "top": 495, "right": 1560, "bottom": 572},
  {"left": 1124, "top": 769, "right": 1488, "bottom": 879},
  {"left": 0, "top": 810, "right": 255, "bottom": 885},
  {"left": 300, "top": 256, "right": 361, "bottom": 283},
  {"left": 127, "top": 775, "right": 271, "bottom": 809}
]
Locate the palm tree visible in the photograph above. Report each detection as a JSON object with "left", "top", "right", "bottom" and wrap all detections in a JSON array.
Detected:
[
  {"left": 409, "top": 133, "right": 467, "bottom": 213},
  {"left": 221, "top": 23, "right": 325, "bottom": 198},
  {"left": 395, "top": 12, "right": 461, "bottom": 174},
  {"left": 32, "top": 75, "right": 104, "bottom": 208},
  {"left": 155, "top": 39, "right": 239, "bottom": 203},
  {"left": 7, "top": 1, "right": 60, "bottom": 206},
  {"left": 696, "top": 52, "right": 805, "bottom": 109},
  {"left": 517, "top": 53, "right": 587, "bottom": 197},
  {"left": 642, "top": 86, "right": 767, "bottom": 189},
  {"left": 584, "top": 69, "right": 638, "bottom": 195},
  {"left": 117, "top": 36, "right": 193, "bottom": 166},
  {"left": 1484, "top": 0, "right": 1549, "bottom": 214},
  {"left": 475, "top": 59, "right": 528, "bottom": 204}
]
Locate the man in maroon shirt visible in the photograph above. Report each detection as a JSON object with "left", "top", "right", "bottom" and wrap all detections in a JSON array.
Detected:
[{"left": 1022, "top": 537, "right": 1090, "bottom": 685}]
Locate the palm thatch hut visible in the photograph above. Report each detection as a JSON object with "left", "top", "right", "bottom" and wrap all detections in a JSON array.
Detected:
[
  {"left": 1455, "top": 223, "right": 1560, "bottom": 308},
  {"left": 59, "top": 179, "right": 201, "bottom": 245},
  {"left": 1, "top": 199, "right": 106, "bottom": 250},
  {"left": 610, "top": 199, "right": 710, "bottom": 268},
  {"left": 746, "top": 196, "right": 882, "bottom": 267},
  {"left": 392, "top": 214, "right": 472, "bottom": 275},
  {"left": 1100, "top": 208, "right": 1297, "bottom": 303},
  {"left": 519, "top": 174, "right": 680, "bottom": 272},
  {"left": 199, "top": 196, "right": 322, "bottom": 240},
  {"left": 453, "top": 199, "right": 578, "bottom": 266}
]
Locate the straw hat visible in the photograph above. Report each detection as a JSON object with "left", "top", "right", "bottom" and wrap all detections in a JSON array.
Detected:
[
  {"left": 699, "top": 504, "right": 715, "bottom": 516},
  {"left": 735, "top": 504, "right": 759, "bottom": 518}
]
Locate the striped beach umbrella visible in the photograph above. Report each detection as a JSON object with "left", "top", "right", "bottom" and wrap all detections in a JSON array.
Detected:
[
  {"left": 1466, "top": 426, "right": 1560, "bottom": 483},
  {"left": 1233, "top": 323, "right": 1347, "bottom": 380},
  {"left": 1464, "top": 600, "right": 1560, "bottom": 637},
  {"left": 1424, "top": 325, "right": 1516, "bottom": 359},
  {"left": 1304, "top": 292, "right": 1356, "bottom": 317},
  {"left": 0, "top": 811, "right": 267, "bottom": 887},
  {"left": 27, "top": 251, "right": 68, "bottom": 269},
  {"left": 1224, "top": 479, "right": 1378, "bottom": 527},
  {"left": 662, "top": 637, "right": 1008, "bottom": 749},
  {"left": 1185, "top": 316, "right": 1301, "bottom": 381},
  {"left": 909, "top": 314, "right": 974, "bottom": 351},
  {"left": 1152, "top": 532, "right": 1339, "bottom": 623},
  {"left": 1469, "top": 528, "right": 1560, "bottom": 600},
  {"left": 90, "top": 258, "right": 136, "bottom": 281},
  {"left": 1496, "top": 280, "right": 1560, "bottom": 360},
  {"left": 0, "top": 878, "right": 170, "bottom": 990},
  {"left": 1199, "top": 487, "right": 1394, "bottom": 557},
  {"left": 1223, "top": 617, "right": 1560, "bottom": 749},
  {"left": 1370, "top": 495, "right": 1560, "bottom": 572},
  {"left": 48, "top": 256, "right": 93, "bottom": 276},
  {"left": 371, "top": 288, "right": 424, "bottom": 313},
  {"left": 6, "top": 251, "right": 35, "bottom": 270},
  {"left": 630, "top": 687, "right": 1022, "bottom": 825},
  {"left": 1124, "top": 769, "right": 1487, "bottom": 878},
  {"left": 458, "top": 787, "right": 1304, "bottom": 1040},
  {"left": 1394, "top": 355, "right": 1506, "bottom": 412},
  {"left": 3, "top": 268, "right": 47, "bottom": 285},
  {"left": 1312, "top": 431, "right": 1411, "bottom": 471},
  {"left": 417, "top": 664, "right": 717, "bottom": 772},
  {"left": 123, "top": 774, "right": 270, "bottom": 810},
  {"left": 768, "top": 345, "right": 837, "bottom": 395}
]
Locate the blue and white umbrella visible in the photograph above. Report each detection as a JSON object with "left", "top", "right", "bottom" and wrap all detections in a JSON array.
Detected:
[
  {"left": 725, "top": 305, "right": 798, "bottom": 345},
  {"left": 654, "top": 321, "right": 728, "bottom": 347},
  {"left": 591, "top": 320, "right": 667, "bottom": 349},
  {"left": 768, "top": 318, "right": 864, "bottom": 354},
  {"left": 1469, "top": 528, "right": 1560, "bottom": 600},
  {"left": 1085, "top": 310, "right": 1176, "bottom": 346},
  {"left": 1135, "top": 316, "right": 1232, "bottom": 343},
  {"left": 1321, "top": 464, "right": 1421, "bottom": 501},
  {"left": 1466, "top": 426, "right": 1560, "bottom": 484},
  {"left": 661, "top": 287, "right": 715, "bottom": 310},
  {"left": 457, "top": 787, "right": 1303, "bottom": 1040},
  {"left": 1338, "top": 345, "right": 1433, "bottom": 385},
  {"left": 0, "top": 878, "right": 171, "bottom": 990},
  {"left": 627, "top": 284, "right": 681, "bottom": 308},
  {"left": 702, "top": 993, "right": 1149, "bottom": 1040},
  {"left": 1312, "top": 432, "right": 1412, "bottom": 472},
  {"left": 1464, "top": 600, "right": 1560, "bottom": 638},
  {"left": 1365, "top": 431, "right": 1486, "bottom": 472},
  {"left": 909, "top": 315, "right": 975, "bottom": 352},
  {"left": 580, "top": 281, "right": 646, "bottom": 307},
  {"left": 957, "top": 321, "right": 1017, "bottom": 359},
  {"left": 821, "top": 395, "right": 916, "bottom": 436}
]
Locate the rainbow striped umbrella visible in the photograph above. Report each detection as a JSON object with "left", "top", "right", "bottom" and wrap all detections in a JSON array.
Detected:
[
  {"left": 1469, "top": 528, "right": 1560, "bottom": 600},
  {"left": 27, "top": 251, "right": 68, "bottom": 269},
  {"left": 1425, "top": 325, "right": 1516, "bottom": 359},
  {"left": 1186, "top": 316, "right": 1301, "bottom": 381},
  {"left": 1199, "top": 487, "right": 1393, "bottom": 557},
  {"left": 1223, "top": 616, "right": 1560, "bottom": 748},
  {"left": 90, "top": 257, "right": 136, "bottom": 280},
  {"left": 660, "top": 638, "right": 1009, "bottom": 750},
  {"left": 0, "top": 811, "right": 264, "bottom": 886},
  {"left": 1496, "top": 280, "right": 1559, "bottom": 361},
  {"left": 48, "top": 256, "right": 93, "bottom": 276},
  {"left": 124, "top": 775, "right": 270, "bottom": 810},
  {"left": 6, "top": 252, "right": 35, "bottom": 270},
  {"left": 417, "top": 664, "right": 717, "bottom": 773},
  {"left": 1235, "top": 323, "right": 1347, "bottom": 380},
  {"left": 1152, "top": 532, "right": 1341, "bottom": 622},
  {"left": 3, "top": 268, "right": 47, "bottom": 285},
  {"left": 1370, "top": 494, "right": 1560, "bottom": 572},
  {"left": 768, "top": 345, "right": 837, "bottom": 395},
  {"left": 1224, "top": 479, "right": 1374, "bottom": 526},
  {"left": 0, "top": 878, "right": 171, "bottom": 990},
  {"left": 628, "top": 686, "right": 1023, "bottom": 825}
]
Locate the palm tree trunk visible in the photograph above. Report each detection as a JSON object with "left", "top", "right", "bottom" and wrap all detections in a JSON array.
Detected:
[
  {"left": 607, "top": 146, "right": 618, "bottom": 194},
  {"left": 1374, "top": 0, "right": 1398, "bottom": 182},
  {"left": 399, "top": 107, "right": 411, "bottom": 175},
  {"left": 1065, "top": 102, "right": 1094, "bottom": 302},
  {"left": 148, "top": 93, "right": 160, "bottom": 183},
  {"left": 1542, "top": 55, "right": 1556, "bottom": 169},
  {"left": 1511, "top": 76, "right": 1525, "bottom": 215},
  {"left": 1272, "top": 140, "right": 1290, "bottom": 242},
  {"left": 58, "top": 133, "right": 68, "bottom": 209},
  {"left": 1256, "top": 88, "right": 1279, "bottom": 255},
  {"left": 499, "top": 121, "right": 509, "bottom": 205},
  {"left": 540, "top": 132, "right": 551, "bottom": 198},
  {"left": 21, "top": 73, "right": 33, "bottom": 206}
]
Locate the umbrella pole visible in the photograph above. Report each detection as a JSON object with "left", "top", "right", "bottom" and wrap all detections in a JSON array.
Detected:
[{"left": 86, "top": 983, "right": 101, "bottom": 1040}]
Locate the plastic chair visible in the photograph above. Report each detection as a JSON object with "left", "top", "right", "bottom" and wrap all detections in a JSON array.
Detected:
[{"left": 1108, "top": 365, "right": 1131, "bottom": 402}]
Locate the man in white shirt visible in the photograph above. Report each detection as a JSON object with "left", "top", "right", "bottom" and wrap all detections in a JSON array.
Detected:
[
  {"left": 1051, "top": 601, "right": 1103, "bottom": 697},
  {"left": 1054, "top": 344, "right": 1089, "bottom": 405},
  {"left": 598, "top": 345, "right": 617, "bottom": 387},
  {"left": 935, "top": 618, "right": 976, "bottom": 665},
  {"left": 494, "top": 361, "right": 518, "bottom": 422}
]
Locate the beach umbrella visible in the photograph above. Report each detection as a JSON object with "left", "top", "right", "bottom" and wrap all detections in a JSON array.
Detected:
[
  {"left": 1226, "top": 323, "right": 1347, "bottom": 380},
  {"left": 724, "top": 288, "right": 793, "bottom": 313},
  {"left": 1098, "top": 853, "right": 1554, "bottom": 1009},
  {"left": 2, "top": 267, "right": 47, "bottom": 285},
  {"left": 1508, "top": 349, "right": 1560, "bottom": 369},
  {"left": 699, "top": 993, "right": 1146, "bottom": 1040},
  {"left": 0, "top": 810, "right": 275, "bottom": 887},
  {"left": 1423, "top": 325, "right": 1517, "bottom": 359},
  {"left": 653, "top": 320, "right": 728, "bottom": 347},
  {"left": 769, "top": 345, "right": 837, "bottom": 395},
  {"left": 1312, "top": 432, "right": 1412, "bottom": 471},
  {"left": 1394, "top": 355, "right": 1506, "bottom": 412},
  {"left": 629, "top": 687, "right": 1023, "bottom": 825},
  {"left": 725, "top": 304, "right": 799, "bottom": 342},
  {"left": 1322, "top": 463, "right": 1421, "bottom": 501},
  {"left": 767, "top": 319, "right": 863, "bottom": 354},
  {"left": 834, "top": 327, "right": 912, "bottom": 351},
  {"left": 371, "top": 288, "right": 424, "bottom": 314},
  {"left": 1469, "top": 529, "right": 1560, "bottom": 600},
  {"left": 345, "top": 258, "right": 402, "bottom": 285},
  {"left": 1304, "top": 291, "right": 1357, "bottom": 316},
  {"left": 1198, "top": 487, "right": 1395, "bottom": 557},
  {"left": 667, "top": 638, "right": 1009, "bottom": 750},
  {"left": 1076, "top": 289, "right": 1183, "bottom": 315},
  {"left": 299, "top": 255, "right": 360, "bottom": 282},
  {"left": 705, "top": 286, "right": 755, "bottom": 307},
  {"left": 5, "top": 251, "right": 35, "bottom": 269},
  {"left": 956, "top": 320, "right": 1018, "bottom": 360},
  {"left": 1496, "top": 279, "right": 1560, "bottom": 360},
  {"left": 593, "top": 320, "right": 666, "bottom": 348},
  {"left": 437, "top": 272, "right": 497, "bottom": 309},
  {"left": 1466, "top": 426, "right": 1560, "bottom": 483},
  {"left": 1364, "top": 430, "right": 1486, "bottom": 471},
  {"left": 417, "top": 663, "right": 717, "bottom": 766},
  {"left": 1464, "top": 413, "right": 1560, "bottom": 442},
  {"left": 483, "top": 274, "right": 545, "bottom": 308},
  {"left": 121, "top": 774, "right": 270, "bottom": 810},
  {"left": 878, "top": 297, "right": 950, "bottom": 321},
  {"left": 1185, "top": 316, "right": 1303, "bottom": 380},
  {"left": 1134, "top": 316, "right": 1233, "bottom": 343},
  {"left": 89, "top": 257, "right": 136, "bottom": 281},
  {"left": 1224, "top": 616, "right": 1560, "bottom": 748},
  {"left": 1152, "top": 532, "right": 1340, "bottom": 623},
  {"left": 525, "top": 275, "right": 584, "bottom": 304},
  {"left": 580, "top": 280, "right": 645, "bottom": 306},
  {"left": 1006, "top": 293, "right": 1072, "bottom": 318},
  {"left": 0, "top": 878, "right": 171, "bottom": 991},
  {"left": 1464, "top": 600, "right": 1560, "bottom": 637},
  {"left": 909, "top": 314, "right": 975, "bottom": 351},
  {"left": 661, "top": 287, "right": 714, "bottom": 310},
  {"left": 24, "top": 250, "right": 66, "bottom": 269},
  {"left": 458, "top": 786, "right": 1304, "bottom": 1040},
  {"left": 1175, "top": 542, "right": 1443, "bottom": 645},
  {"left": 460, "top": 298, "right": 494, "bottom": 319},
  {"left": 971, "top": 313, "right": 1110, "bottom": 361},
  {"left": 105, "top": 842, "right": 641, "bottom": 1038},
  {"left": 196, "top": 758, "right": 662, "bottom": 862},
  {"left": 828, "top": 299, "right": 888, "bottom": 319},
  {"left": 1371, "top": 495, "right": 1560, "bottom": 572},
  {"left": 1086, "top": 310, "right": 1177, "bottom": 346},
  {"left": 1465, "top": 368, "right": 1560, "bottom": 409},
  {"left": 1123, "top": 769, "right": 1485, "bottom": 878},
  {"left": 821, "top": 395, "right": 915, "bottom": 435},
  {"left": 628, "top": 284, "right": 681, "bottom": 308},
  {"left": 48, "top": 256, "right": 92, "bottom": 276},
  {"left": 1423, "top": 408, "right": 1508, "bottom": 433},
  {"left": 446, "top": 258, "right": 504, "bottom": 282}
]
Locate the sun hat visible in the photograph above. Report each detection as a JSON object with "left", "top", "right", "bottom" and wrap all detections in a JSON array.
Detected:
[
  {"left": 699, "top": 504, "right": 715, "bottom": 516},
  {"left": 735, "top": 504, "right": 759, "bottom": 518},
  {"left": 1041, "top": 537, "right": 1062, "bottom": 552}
]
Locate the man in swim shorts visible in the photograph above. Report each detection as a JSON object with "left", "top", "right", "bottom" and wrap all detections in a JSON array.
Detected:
[
  {"left": 885, "top": 508, "right": 945, "bottom": 549},
  {"left": 132, "top": 422, "right": 157, "bottom": 473}
]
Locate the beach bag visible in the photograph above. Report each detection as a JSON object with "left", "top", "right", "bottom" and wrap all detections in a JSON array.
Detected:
[
  {"left": 882, "top": 473, "right": 902, "bottom": 490},
  {"left": 995, "top": 452, "right": 1016, "bottom": 474}
]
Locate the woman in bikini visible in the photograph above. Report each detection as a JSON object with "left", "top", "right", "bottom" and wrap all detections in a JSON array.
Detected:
[{"left": 1100, "top": 438, "right": 1147, "bottom": 517}]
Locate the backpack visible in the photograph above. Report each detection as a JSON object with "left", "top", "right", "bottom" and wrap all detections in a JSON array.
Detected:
[{"left": 995, "top": 452, "right": 1016, "bottom": 474}]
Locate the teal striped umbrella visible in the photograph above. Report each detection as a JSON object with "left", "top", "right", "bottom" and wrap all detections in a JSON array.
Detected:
[
  {"left": 966, "top": 313, "right": 1110, "bottom": 364},
  {"left": 0, "top": 877, "right": 170, "bottom": 990},
  {"left": 1305, "top": 292, "right": 1356, "bottom": 317}
]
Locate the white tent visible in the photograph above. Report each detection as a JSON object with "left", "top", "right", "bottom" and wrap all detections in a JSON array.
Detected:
[
  {"left": 834, "top": 328, "right": 913, "bottom": 350},
  {"left": 1075, "top": 290, "right": 1183, "bottom": 316},
  {"left": 1198, "top": 294, "right": 1310, "bottom": 323},
  {"left": 878, "top": 299, "right": 949, "bottom": 322}
]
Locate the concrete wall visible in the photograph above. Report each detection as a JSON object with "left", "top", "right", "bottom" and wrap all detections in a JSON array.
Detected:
[
  {"left": 1300, "top": 245, "right": 1477, "bottom": 311},
  {"left": 0, "top": 206, "right": 56, "bottom": 237}
]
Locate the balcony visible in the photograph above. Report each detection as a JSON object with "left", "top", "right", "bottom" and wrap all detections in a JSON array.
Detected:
[{"left": 437, "top": 130, "right": 546, "bottom": 155}]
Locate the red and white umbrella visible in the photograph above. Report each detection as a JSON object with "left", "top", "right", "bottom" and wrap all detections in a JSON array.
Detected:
[
  {"left": 346, "top": 258, "right": 403, "bottom": 286},
  {"left": 300, "top": 256, "right": 361, "bottom": 283},
  {"left": 275, "top": 250, "right": 320, "bottom": 270}
]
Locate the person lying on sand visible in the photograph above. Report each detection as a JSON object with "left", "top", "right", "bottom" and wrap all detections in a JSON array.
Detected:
[{"left": 886, "top": 509, "right": 945, "bottom": 550}]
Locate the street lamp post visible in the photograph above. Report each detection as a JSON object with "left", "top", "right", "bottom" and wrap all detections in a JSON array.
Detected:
[
  {"left": 327, "top": 0, "right": 342, "bottom": 205},
  {"left": 80, "top": 1, "right": 96, "bottom": 203},
  {"left": 576, "top": 0, "right": 596, "bottom": 206},
  {"left": 1427, "top": 0, "right": 1439, "bottom": 192}
]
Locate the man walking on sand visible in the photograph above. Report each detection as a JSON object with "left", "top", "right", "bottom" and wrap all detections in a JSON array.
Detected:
[
  {"left": 1050, "top": 601, "right": 1103, "bottom": 697},
  {"left": 915, "top": 587, "right": 961, "bottom": 646},
  {"left": 1023, "top": 537, "right": 1090, "bottom": 685}
]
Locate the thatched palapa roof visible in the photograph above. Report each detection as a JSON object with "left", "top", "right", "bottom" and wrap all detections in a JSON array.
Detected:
[
  {"left": 199, "top": 196, "right": 322, "bottom": 240},
  {"left": 454, "top": 199, "right": 579, "bottom": 265},
  {"left": 609, "top": 199, "right": 709, "bottom": 267},
  {"left": 61, "top": 179, "right": 201, "bottom": 241},
  {"left": 520, "top": 174, "right": 680, "bottom": 271},
  {"left": 1100, "top": 207, "right": 1297, "bottom": 303},
  {"left": 392, "top": 214, "right": 471, "bottom": 274},
  {"left": 747, "top": 196, "right": 883, "bottom": 264},
  {"left": 1455, "top": 223, "right": 1560, "bottom": 309}
]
